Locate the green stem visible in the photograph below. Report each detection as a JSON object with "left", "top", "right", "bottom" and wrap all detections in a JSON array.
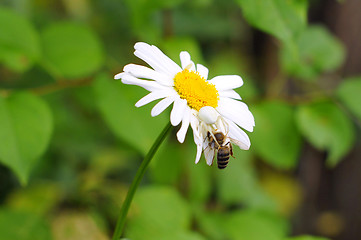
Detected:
[{"left": 111, "top": 122, "right": 173, "bottom": 240}]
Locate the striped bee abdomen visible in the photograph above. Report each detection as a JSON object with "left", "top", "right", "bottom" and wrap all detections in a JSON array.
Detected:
[{"left": 217, "top": 147, "right": 230, "bottom": 169}]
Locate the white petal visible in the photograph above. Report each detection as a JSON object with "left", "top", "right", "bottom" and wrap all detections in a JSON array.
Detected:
[
  {"left": 195, "top": 144, "right": 203, "bottom": 164},
  {"left": 134, "top": 42, "right": 181, "bottom": 76},
  {"left": 180, "top": 51, "right": 190, "bottom": 68},
  {"left": 180, "top": 51, "right": 195, "bottom": 71},
  {"left": 190, "top": 114, "right": 203, "bottom": 164},
  {"left": 226, "top": 118, "right": 251, "bottom": 150},
  {"left": 121, "top": 74, "right": 165, "bottom": 92},
  {"left": 219, "top": 90, "right": 242, "bottom": 100},
  {"left": 134, "top": 43, "right": 168, "bottom": 74},
  {"left": 151, "top": 96, "right": 175, "bottom": 117},
  {"left": 209, "top": 75, "right": 243, "bottom": 91},
  {"left": 196, "top": 64, "right": 209, "bottom": 79},
  {"left": 176, "top": 108, "right": 191, "bottom": 143},
  {"left": 123, "top": 64, "right": 173, "bottom": 86},
  {"left": 149, "top": 44, "right": 182, "bottom": 75},
  {"left": 170, "top": 98, "right": 187, "bottom": 126},
  {"left": 114, "top": 72, "right": 124, "bottom": 79},
  {"left": 217, "top": 97, "right": 255, "bottom": 132},
  {"left": 190, "top": 112, "right": 201, "bottom": 140},
  {"left": 135, "top": 89, "right": 172, "bottom": 108}
]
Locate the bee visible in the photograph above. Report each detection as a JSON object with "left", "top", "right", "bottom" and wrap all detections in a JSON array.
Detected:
[{"left": 205, "top": 131, "right": 234, "bottom": 169}]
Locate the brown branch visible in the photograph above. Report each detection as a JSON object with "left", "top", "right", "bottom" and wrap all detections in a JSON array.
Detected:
[{"left": 30, "top": 77, "right": 94, "bottom": 95}]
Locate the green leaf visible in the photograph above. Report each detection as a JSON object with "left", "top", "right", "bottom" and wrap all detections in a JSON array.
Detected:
[
  {"left": 209, "top": 50, "right": 259, "bottom": 100},
  {"left": 40, "top": 21, "right": 104, "bottom": 79},
  {"left": 146, "top": 231, "right": 207, "bottom": 240},
  {"left": 235, "top": 0, "right": 306, "bottom": 42},
  {"left": 6, "top": 182, "right": 62, "bottom": 216},
  {"left": 52, "top": 211, "right": 108, "bottom": 239},
  {"left": 287, "top": 0, "right": 308, "bottom": 23},
  {"left": 337, "top": 76, "right": 361, "bottom": 121},
  {"left": 187, "top": 148, "right": 212, "bottom": 203},
  {"left": 281, "top": 25, "right": 345, "bottom": 81},
  {"left": 0, "top": 208, "right": 52, "bottom": 240},
  {"left": 296, "top": 101, "right": 355, "bottom": 167},
  {"left": 261, "top": 172, "right": 302, "bottom": 216},
  {"left": 123, "top": 0, "right": 184, "bottom": 42},
  {"left": 161, "top": 37, "right": 204, "bottom": 67},
  {"left": 93, "top": 73, "right": 168, "bottom": 155},
  {"left": 224, "top": 210, "right": 289, "bottom": 240},
  {"left": 0, "top": 92, "right": 53, "bottom": 185},
  {"left": 215, "top": 149, "right": 277, "bottom": 211},
  {"left": 0, "top": 7, "right": 40, "bottom": 72},
  {"left": 149, "top": 123, "right": 212, "bottom": 203},
  {"left": 216, "top": 150, "right": 254, "bottom": 203},
  {"left": 125, "top": 186, "right": 191, "bottom": 240},
  {"left": 251, "top": 101, "right": 302, "bottom": 169},
  {"left": 197, "top": 212, "right": 228, "bottom": 240},
  {"left": 149, "top": 137, "right": 185, "bottom": 185},
  {"left": 173, "top": 3, "right": 242, "bottom": 40},
  {"left": 285, "top": 236, "right": 331, "bottom": 240}
]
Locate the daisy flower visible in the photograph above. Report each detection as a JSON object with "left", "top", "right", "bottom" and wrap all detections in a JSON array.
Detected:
[{"left": 114, "top": 42, "right": 255, "bottom": 166}]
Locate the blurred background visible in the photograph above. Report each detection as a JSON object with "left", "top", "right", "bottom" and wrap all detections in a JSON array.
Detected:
[{"left": 0, "top": 0, "right": 360, "bottom": 239}]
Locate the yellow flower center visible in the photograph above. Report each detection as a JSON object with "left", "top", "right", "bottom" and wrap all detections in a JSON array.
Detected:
[{"left": 173, "top": 69, "right": 219, "bottom": 111}]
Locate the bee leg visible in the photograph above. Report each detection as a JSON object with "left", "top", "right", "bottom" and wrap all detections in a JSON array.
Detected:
[
  {"left": 229, "top": 142, "right": 235, "bottom": 158},
  {"left": 208, "top": 131, "right": 220, "bottom": 148}
]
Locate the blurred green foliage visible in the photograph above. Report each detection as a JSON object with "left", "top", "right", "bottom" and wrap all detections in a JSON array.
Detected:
[
  {"left": 0, "top": 208, "right": 52, "bottom": 240},
  {"left": 0, "top": 92, "right": 52, "bottom": 184},
  {"left": 281, "top": 25, "right": 345, "bottom": 81},
  {"left": 0, "top": 7, "right": 40, "bottom": 72},
  {"left": 236, "top": 0, "right": 307, "bottom": 42},
  {"left": 40, "top": 21, "right": 104, "bottom": 79},
  {"left": 252, "top": 101, "right": 302, "bottom": 169},
  {"left": 0, "top": 0, "right": 357, "bottom": 239},
  {"left": 296, "top": 100, "right": 355, "bottom": 167}
]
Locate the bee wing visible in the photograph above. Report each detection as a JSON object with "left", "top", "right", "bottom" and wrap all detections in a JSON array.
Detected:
[
  {"left": 202, "top": 132, "right": 216, "bottom": 166},
  {"left": 203, "top": 145, "right": 216, "bottom": 166},
  {"left": 228, "top": 137, "right": 247, "bottom": 150}
]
